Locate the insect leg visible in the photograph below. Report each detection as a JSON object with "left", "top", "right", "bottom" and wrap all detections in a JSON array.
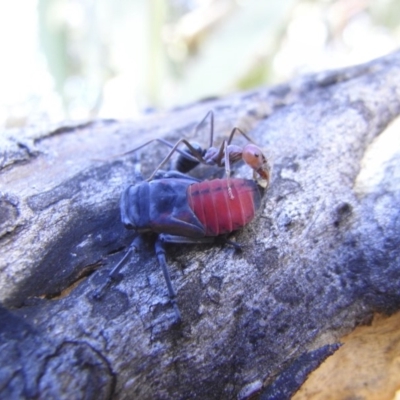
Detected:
[
  {"left": 169, "top": 111, "right": 215, "bottom": 173},
  {"left": 98, "top": 138, "right": 198, "bottom": 164},
  {"left": 191, "top": 110, "right": 215, "bottom": 149},
  {"left": 165, "top": 110, "right": 215, "bottom": 174},
  {"left": 159, "top": 233, "right": 215, "bottom": 244},
  {"left": 204, "top": 110, "right": 215, "bottom": 149},
  {"left": 151, "top": 170, "right": 202, "bottom": 181},
  {"left": 161, "top": 234, "right": 242, "bottom": 250},
  {"left": 155, "top": 237, "right": 182, "bottom": 323},
  {"left": 147, "top": 138, "right": 210, "bottom": 181},
  {"left": 93, "top": 236, "right": 142, "bottom": 300},
  {"left": 224, "top": 141, "right": 235, "bottom": 199},
  {"left": 226, "top": 126, "right": 257, "bottom": 145}
]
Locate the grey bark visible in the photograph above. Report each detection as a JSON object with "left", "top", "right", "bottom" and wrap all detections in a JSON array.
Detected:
[{"left": 1, "top": 50, "right": 400, "bottom": 399}]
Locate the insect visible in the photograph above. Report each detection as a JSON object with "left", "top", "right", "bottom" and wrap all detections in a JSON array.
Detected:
[
  {"left": 94, "top": 112, "right": 270, "bottom": 323},
  {"left": 119, "top": 111, "right": 270, "bottom": 188}
]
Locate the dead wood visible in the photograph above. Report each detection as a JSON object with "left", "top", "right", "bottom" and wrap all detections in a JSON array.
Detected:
[{"left": 1, "top": 49, "right": 400, "bottom": 399}]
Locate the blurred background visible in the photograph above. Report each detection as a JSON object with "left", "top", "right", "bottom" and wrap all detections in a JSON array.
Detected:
[{"left": 0, "top": 0, "right": 399, "bottom": 129}]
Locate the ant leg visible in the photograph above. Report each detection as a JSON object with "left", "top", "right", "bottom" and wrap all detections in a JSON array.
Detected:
[
  {"left": 155, "top": 237, "right": 182, "bottom": 324},
  {"left": 226, "top": 126, "right": 257, "bottom": 145},
  {"left": 152, "top": 170, "right": 202, "bottom": 181},
  {"left": 93, "top": 236, "right": 142, "bottom": 300},
  {"left": 224, "top": 141, "right": 234, "bottom": 200},
  {"left": 159, "top": 233, "right": 215, "bottom": 244},
  {"left": 207, "top": 110, "right": 215, "bottom": 148},
  {"left": 173, "top": 111, "right": 215, "bottom": 173},
  {"left": 191, "top": 110, "right": 215, "bottom": 149},
  {"left": 156, "top": 138, "right": 201, "bottom": 162},
  {"left": 147, "top": 138, "right": 209, "bottom": 181},
  {"left": 97, "top": 138, "right": 198, "bottom": 164},
  {"left": 202, "top": 110, "right": 214, "bottom": 148},
  {"left": 151, "top": 110, "right": 215, "bottom": 177}
]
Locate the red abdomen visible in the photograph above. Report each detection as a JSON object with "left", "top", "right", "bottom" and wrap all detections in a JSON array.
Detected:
[{"left": 187, "top": 178, "right": 261, "bottom": 236}]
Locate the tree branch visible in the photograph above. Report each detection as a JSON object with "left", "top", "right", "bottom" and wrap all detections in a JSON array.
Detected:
[{"left": 1, "top": 50, "right": 400, "bottom": 399}]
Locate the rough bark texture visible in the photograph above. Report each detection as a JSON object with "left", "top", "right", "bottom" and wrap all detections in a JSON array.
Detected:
[{"left": 1, "top": 50, "right": 400, "bottom": 399}]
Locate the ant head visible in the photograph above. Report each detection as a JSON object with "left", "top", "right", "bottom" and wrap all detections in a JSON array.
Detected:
[{"left": 242, "top": 144, "right": 270, "bottom": 188}]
